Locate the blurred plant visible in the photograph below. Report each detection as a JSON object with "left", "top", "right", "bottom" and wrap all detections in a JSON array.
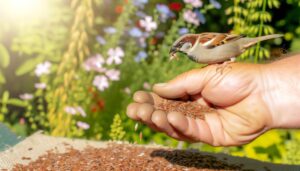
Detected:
[
  {"left": 283, "top": 140, "right": 300, "bottom": 164},
  {"left": 226, "top": 0, "right": 280, "bottom": 61},
  {"left": 109, "top": 114, "right": 125, "bottom": 141},
  {"left": 0, "top": 45, "right": 10, "bottom": 84},
  {"left": 283, "top": 131, "right": 300, "bottom": 164},
  {"left": 46, "top": 0, "right": 96, "bottom": 137},
  {"left": 0, "top": 0, "right": 298, "bottom": 165}
]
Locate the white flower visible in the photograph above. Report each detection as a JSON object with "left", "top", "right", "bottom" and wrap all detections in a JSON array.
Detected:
[
  {"left": 76, "top": 106, "right": 87, "bottom": 117},
  {"left": 183, "top": 10, "right": 200, "bottom": 26},
  {"left": 64, "top": 106, "right": 77, "bottom": 115},
  {"left": 140, "top": 16, "right": 157, "bottom": 32},
  {"left": 107, "top": 47, "right": 125, "bottom": 65},
  {"left": 105, "top": 69, "right": 120, "bottom": 81},
  {"left": 93, "top": 75, "right": 109, "bottom": 91},
  {"left": 124, "top": 87, "right": 131, "bottom": 94},
  {"left": 34, "top": 83, "right": 47, "bottom": 89},
  {"left": 83, "top": 54, "right": 106, "bottom": 73},
  {"left": 184, "top": 0, "right": 203, "bottom": 8},
  {"left": 76, "top": 121, "right": 90, "bottom": 130},
  {"left": 35, "top": 61, "right": 52, "bottom": 77},
  {"left": 19, "top": 93, "right": 34, "bottom": 100}
]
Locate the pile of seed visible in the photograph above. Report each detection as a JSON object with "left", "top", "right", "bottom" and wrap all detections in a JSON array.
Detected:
[
  {"left": 13, "top": 143, "right": 245, "bottom": 171},
  {"left": 155, "top": 99, "right": 215, "bottom": 120}
]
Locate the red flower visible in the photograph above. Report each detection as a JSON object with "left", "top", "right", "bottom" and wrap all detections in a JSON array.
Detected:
[
  {"left": 97, "top": 99, "right": 105, "bottom": 110},
  {"left": 115, "top": 5, "right": 123, "bottom": 14},
  {"left": 150, "top": 38, "right": 158, "bottom": 45},
  {"left": 169, "top": 2, "right": 182, "bottom": 11},
  {"left": 91, "top": 105, "right": 98, "bottom": 113}
]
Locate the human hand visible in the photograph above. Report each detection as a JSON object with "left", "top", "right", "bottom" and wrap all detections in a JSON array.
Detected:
[{"left": 127, "top": 55, "right": 300, "bottom": 146}]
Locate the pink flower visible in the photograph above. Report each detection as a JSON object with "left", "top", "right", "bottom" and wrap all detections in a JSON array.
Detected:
[
  {"left": 19, "top": 93, "right": 34, "bottom": 100},
  {"left": 105, "top": 69, "right": 120, "bottom": 81},
  {"left": 183, "top": 10, "right": 200, "bottom": 26},
  {"left": 184, "top": 0, "right": 203, "bottom": 8},
  {"left": 64, "top": 106, "right": 87, "bottom": 117},
  {"left": 34, "top": 83, "right": 47, "bottom": 89},
  {"left": 76, "top": 106, "right": 87, "bottom": 117},
  {"left": 107, "top": 47, "right": 125, "bottom": 65},
  {"left": 77, "top": 121, "right": 90, "bottom": 130},
  {"left": 19, "top": 118, "right": 25, "bottom": 125},
  {"left": 143, "top": 82, "right": 151, "bottom": 90},
  {"left": 35, "top": 61, "right": 51, "bottom": 77},
  {"left": 140, "top": 16, "right": 157, "bottom": 32},
  {"left": 64, "top": 106, "right": 77, "bottom": 115},
  {"left": 83, "top": 54, "right": 106, "bottom": 72},
  {"left": 93, "top": 75, "right": 109, "bottom": 91}
]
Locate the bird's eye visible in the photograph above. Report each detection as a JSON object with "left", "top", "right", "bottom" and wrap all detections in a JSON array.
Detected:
[{"left": 181, "top": 42, "right": 192, "bottom": 51}]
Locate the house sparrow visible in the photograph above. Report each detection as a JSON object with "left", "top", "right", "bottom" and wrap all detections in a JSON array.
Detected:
[{"left": 169, "top": 33, "right": 283, "bottom": 64}]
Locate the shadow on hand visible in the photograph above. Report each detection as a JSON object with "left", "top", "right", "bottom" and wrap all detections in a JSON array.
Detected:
[{"left": 150, "top": 149, "right": 242, "bottom": 170}]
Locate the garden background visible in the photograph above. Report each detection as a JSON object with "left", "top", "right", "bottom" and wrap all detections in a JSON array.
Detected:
[{"left": 0, "top": 0, "right": 300, "bottom": 164}]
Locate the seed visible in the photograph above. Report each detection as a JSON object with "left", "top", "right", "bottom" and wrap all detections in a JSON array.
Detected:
[{"left": 12, "top": 143, "right": 245, "bottom": 171}]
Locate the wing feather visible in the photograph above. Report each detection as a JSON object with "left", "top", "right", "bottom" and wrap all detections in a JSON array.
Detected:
[{"left": 198, "top": 33, "right": 245, "bottom": 49}]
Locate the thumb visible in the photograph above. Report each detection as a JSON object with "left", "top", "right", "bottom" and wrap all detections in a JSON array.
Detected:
[{"left": 153, "top": 68, "right": 212, "bottom": 99}]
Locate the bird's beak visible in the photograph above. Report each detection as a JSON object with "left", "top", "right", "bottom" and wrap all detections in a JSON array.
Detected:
[{"left": 169, "top": 47, "right": 179, "bottom": 60}]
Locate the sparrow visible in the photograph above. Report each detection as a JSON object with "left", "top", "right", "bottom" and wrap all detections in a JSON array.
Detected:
[{"left": 169, "top": 33, "right": 283, "bottom": 64}]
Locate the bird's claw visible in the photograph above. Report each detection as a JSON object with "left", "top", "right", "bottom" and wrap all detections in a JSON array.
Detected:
[{"left": 216, "top": 61, "right": 234, "bottom": 74}]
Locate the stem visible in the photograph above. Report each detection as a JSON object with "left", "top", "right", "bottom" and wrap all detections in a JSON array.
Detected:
[
  {"left": 234, "top": 0, "right": 239, "bottom": 32},
  {"left": 254, "top": 0, "right": 267, "bottom": 62}
]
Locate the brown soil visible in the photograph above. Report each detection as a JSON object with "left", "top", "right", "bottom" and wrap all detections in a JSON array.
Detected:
[
  {"left": 13, "top": 143, "right": 245, "bottom": 171},
  {"left": 155, "top": 99, "right": 215, "bottom": 120}
]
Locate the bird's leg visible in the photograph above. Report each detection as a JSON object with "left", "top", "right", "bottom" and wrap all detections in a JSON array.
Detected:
[{"left": 216, "top": 57, "right": 236, "bottom": 74}]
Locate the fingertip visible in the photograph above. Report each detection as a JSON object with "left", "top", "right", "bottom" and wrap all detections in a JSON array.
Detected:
[
  {"left": 151, "top": 110, "right": 193, "bottom": 142},
  {"left": 151, "top": 110, "right": 167, "bottom": 126},
  {"left": 133, "top": 91, "right": 154, "bottom": 104},
  {"left": 126, "top": 103, "right": 140, "bottom": 120},
  {"left": 153, "top": 83, "right": 185, "bottom": 99},
  {"left": 137, "top": 103, "right": 154, "bottom": 122}
]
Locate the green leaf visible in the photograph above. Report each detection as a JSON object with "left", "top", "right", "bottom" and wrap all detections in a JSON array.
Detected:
[
  {"left": 2, "top": 91, "right": 9, "bottom": 103},
  {"left": 7, "top": 98, "right": 27, "bottom": 107},
  {"left": 15, "top": 56, "right": 44, "bottom": 76},
  {"left": 0, "top": 44, "right": 10, "bottom": 68},
  {"left": 0, "top": 71, "right": 5, "bottom": 84}
]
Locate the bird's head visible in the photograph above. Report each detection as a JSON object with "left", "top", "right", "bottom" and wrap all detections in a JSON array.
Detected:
[{"left": 169, "top": 34, "right": 198, "bottom": 60}]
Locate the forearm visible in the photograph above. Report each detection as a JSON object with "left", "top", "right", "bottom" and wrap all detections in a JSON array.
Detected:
[{"left": 262, "top": 53, "right": 300, "bottom": 128}]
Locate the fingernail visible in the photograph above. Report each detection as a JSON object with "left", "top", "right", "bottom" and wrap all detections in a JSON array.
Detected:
[{"left": 154, "top": 83, "right": 167, "bottom": 87}]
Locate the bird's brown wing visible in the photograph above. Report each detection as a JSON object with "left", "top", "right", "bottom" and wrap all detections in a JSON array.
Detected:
[{"left": 198, "top": 33, "right": 245, "bottom": 49}]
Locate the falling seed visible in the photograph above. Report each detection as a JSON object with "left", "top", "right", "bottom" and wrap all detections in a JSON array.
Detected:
[
  {"left": 134, "top": 123, "right": 139, "bottom": 131},
  {"left": 139, "top": 132, "right": 143, "bottom": 142}
]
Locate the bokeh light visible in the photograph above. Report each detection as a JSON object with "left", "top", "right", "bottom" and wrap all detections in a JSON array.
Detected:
[{"left": 0, "top": 0, "right": 49, "bottom": 23}]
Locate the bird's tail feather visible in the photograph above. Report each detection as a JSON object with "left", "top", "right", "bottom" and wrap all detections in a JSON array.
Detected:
[{"left": 243, "top": 34, "right": 283, "bottom": 48}]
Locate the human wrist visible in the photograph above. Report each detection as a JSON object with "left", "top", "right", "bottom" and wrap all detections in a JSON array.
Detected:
[{"left": 261, "top": 54, "right": 300, "bottom": 129}]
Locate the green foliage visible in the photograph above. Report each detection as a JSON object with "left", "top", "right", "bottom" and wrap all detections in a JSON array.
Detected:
[
  {"left": 283, "top": 131, "right": 300, "bottom": 164},
  {"left": 15, "top": 56, "right": 45, "bottom": 76},
  {"left": 0, "top": 0, "right": 298, "bottom": 165},
  {"left": 0, "top": 44, "right": 10, "bottom": 84},
  {"left": 0, "top": 44, "right": 10, "bottom": 68},
  {"left": 109, "top": 114, "right": 126, "bottom": 141},
  {"left": 226, "top": 0, "right": 281, "bottom": 61}
]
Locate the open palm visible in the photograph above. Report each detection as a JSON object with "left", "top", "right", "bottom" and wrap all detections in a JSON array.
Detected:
[{"left": 127, "top": 63, "right": 274, "bottom": 146}]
